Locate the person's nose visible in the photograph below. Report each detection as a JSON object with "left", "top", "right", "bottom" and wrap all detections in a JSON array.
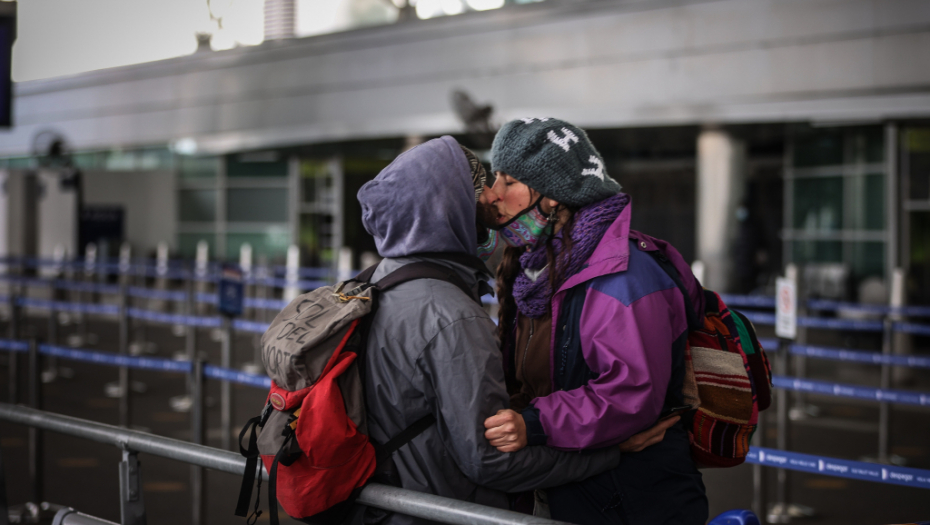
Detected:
[{"left": 482, "top": 184, "right": 501, "bottom": 204}]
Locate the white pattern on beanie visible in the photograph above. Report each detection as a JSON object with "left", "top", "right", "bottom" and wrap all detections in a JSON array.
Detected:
[
  {"left": 547, "top": 128, "right": 580, "bottom": 152},
  {"left": 581, "top": 156, "right": 606, "bottom": 181}
]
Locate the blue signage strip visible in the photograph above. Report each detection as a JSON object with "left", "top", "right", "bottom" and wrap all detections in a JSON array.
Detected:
[
  {"left": 772, "top": 375, "right": 930, "bottom": 407},
  {"left": 38, "top": 344, "right": 191, "bottom": 373},
  {"left": 127, "top": 308, "right": 222, "bottom": 328},
  {"left": 203, "top": 365, "right": 271, "bottom": 389},
  {"left": 797, "top": 316, "right": 884, "bottom": 332},
  {"left": 790, "top": 344, "right": 930, "bottom": 369},
  {"left": 746, "top": 447, "right": 930, "bottom": 491}
]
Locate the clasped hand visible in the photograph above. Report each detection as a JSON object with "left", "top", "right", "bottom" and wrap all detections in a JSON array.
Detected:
[{"left": 483, "top": 409, "right": 680, "bottom": 453}]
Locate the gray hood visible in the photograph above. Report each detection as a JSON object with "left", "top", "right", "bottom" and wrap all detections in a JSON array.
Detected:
[{"left": 358, "top": 136, "right": 475, "bottom": 258}]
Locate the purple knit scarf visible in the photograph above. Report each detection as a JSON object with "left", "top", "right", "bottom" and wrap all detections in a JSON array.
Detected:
[{"left": 513, "top": 193, "right": 629, "bottom": 319}]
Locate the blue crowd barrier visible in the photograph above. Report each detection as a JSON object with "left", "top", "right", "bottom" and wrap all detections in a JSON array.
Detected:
[
  {"left": 39, "top": 344, "right": 192, "bottom": 373},
  {"left": 797, "top": 316, "right": 884, "bottom": 332},
  {"left": 736, "top": 311, "right": 776, "bottom": 326},
  {"left": 747, "top": 446, "right": 930, "bottom": 490},
  {"left": 789, "top": 344, "right": 930, "bottom": 369},
  {"left": 195, "top": 292, "right": 217, "bottom": 305},
  {"left": 203, "top": 364, "right": 271, "bottom": 389},
  {"left": 0, "top": 339, "right": 28, "bottom": 352},
  {"left": 53, "top": 280, "right": 121, "bottom": 295},
  {"left": 808, "top": 299, "right": 930, "bottom": 318},
  {"left": 757, "top": 337, "right": 779, "bottom": 350},
  {"left": 244, "top": 297, "right": 288, "bottom": 310},
  {"left": 126, "top": 308, "right": 222, "bottom": 328},
  {"left": 720, "top": 295, "right": 776, "bottom": 309},
  {"left": 232, "top": 319, "right": 271, "bottom": 334},
  {"left": 894, "top": 322, "right": 930, "bottom": 337},
  {"left": 127, "top": 286, "right": 189, "bottom": 302},
  {"left": 17, "top": 297, "right": 120, "bottom": 316},
  {"left": 772, "top": 375, "right": 930, "bottom": 407}
]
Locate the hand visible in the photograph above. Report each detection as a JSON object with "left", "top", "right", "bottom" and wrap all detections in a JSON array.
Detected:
[
  {"left": 483, "top": 409, "right": 528, "bottom": 453},
  {"left": 618, "top": 416, "right": 679, "bottom": 453}
]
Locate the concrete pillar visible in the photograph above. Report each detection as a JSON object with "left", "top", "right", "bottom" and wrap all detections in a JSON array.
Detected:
[{"left": 697, "top": 128, "right": 746, "bottom": 292}]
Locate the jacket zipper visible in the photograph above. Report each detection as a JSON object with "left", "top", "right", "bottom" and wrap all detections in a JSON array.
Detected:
[{"left": 521, "top": 319, "right": 534, "bottom": 384}]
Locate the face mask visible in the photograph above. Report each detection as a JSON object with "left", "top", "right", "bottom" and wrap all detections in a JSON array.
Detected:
[{"left": 477, "top": 197, "right": 549, "bottom": 261}]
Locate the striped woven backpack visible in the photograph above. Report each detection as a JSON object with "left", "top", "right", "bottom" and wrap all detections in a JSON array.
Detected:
[
  {"left": 647, "top": 248, "right": 772, "bottom": 468},
  {"left": 682, "top": 291, "right": 772, "bottom": 468}
]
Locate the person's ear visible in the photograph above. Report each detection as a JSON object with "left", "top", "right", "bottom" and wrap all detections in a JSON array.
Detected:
[{"left": 547, "top": 198, "right": 560, "bottom": 210}]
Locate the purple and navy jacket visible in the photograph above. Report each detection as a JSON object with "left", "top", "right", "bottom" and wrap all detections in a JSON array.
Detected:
[{"left": 521, "top": 200, "right": 705, "bottom": 451}]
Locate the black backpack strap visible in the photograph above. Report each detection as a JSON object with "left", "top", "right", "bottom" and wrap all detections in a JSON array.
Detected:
[
  {"left": 375, "top": 414, "right": 436, "bottom": 465},
  {"left": 375, "top": 261, "right": 481, "bottom": 305},
  {"left": 267, "top": 429, "right": 298, "bottom": 525},
  {"left": 235, "top": 402, "right": 273, "bottom": 520}
]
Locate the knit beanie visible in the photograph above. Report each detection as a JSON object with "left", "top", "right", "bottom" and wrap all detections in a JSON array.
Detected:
[
  {"left": 490, "top": 118, "right": 621, "bottom": 208},
  {"left": 460, "top": 145, "right": 487, "bottom": 202}
]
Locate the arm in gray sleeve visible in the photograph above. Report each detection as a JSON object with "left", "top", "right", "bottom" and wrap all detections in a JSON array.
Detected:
[{"left": 419, "top": 315, "right": 620, "bottom": 493}]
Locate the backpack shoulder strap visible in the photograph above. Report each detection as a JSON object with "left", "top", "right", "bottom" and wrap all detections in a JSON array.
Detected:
[{"left": 373, "top": 261, "right": 481, "bottom": 305}]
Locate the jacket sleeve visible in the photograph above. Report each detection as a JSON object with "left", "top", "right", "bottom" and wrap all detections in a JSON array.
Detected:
[
  {"left": 418, "top": 314, "right": 621, "bottom": 492},
  {"left": 529, "top": 285, "right": 685, "bottom": 450}
]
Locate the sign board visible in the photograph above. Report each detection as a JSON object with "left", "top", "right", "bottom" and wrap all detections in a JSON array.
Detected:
[
  {"left": 218, "top": 264, "right": 244, "bottom": 318},
  {"left": 775, "top": 277, "right": 797, "bottom": 339}
]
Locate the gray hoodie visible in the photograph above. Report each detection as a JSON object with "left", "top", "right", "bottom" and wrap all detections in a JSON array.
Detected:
[{"left": 357, "top": 136, "right": 620, "bottom": 525}]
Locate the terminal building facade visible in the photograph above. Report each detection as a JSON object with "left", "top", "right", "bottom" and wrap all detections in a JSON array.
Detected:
[{"left": 1, "top": 0, "right": 929, "bottom": 303}]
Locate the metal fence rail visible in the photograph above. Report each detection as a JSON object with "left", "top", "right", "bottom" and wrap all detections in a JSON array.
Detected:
[{"left": 0, "top": 404, "right": 567, "bottom": 525}]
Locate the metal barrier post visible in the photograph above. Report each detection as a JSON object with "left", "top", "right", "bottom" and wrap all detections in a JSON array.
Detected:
[
  {"left": 0, "top": 438, "right": 8, "bottom": 525},
  {"left": 46, "top": 280, "right": 58, "bottom": 383},
  {"left": 220, "top": 317, "right": 233, "bottom": 451},
  {"left": 118, "top": 449, "right": 146, "bottom": 525},
  {"left": 7, "top": 288, "right": 18, "bottom": 405},
  {"left": 752, "top": 412, "right": 767, "bottom": 519},
  {"left": 28, "top": 339, "right": 44, "bottom": 506},
  {"left": 190, "top": 359, "right": 205, "bottom": 525},
  {"left": 771, "top": 337, "right": 791, "bottom": 523},
  {"left": 877, "top": 316, "right": 893, "bottom": 464},
  {"left": 118, "top": 283, "right": 131, "bottom": 428}
]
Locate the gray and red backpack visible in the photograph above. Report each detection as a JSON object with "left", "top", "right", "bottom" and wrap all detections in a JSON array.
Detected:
[{"left": 235, "top": 261, "right": 480, "bottom": 524}]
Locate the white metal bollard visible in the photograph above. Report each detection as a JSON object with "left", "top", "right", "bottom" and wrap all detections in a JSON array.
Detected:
[{"left": 284, "top": 244, "right": 301, "bottom": 303}]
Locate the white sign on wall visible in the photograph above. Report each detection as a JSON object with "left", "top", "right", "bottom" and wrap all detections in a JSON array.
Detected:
[{"left": 775, "top": 277, "right": 797, "bottom": 339}]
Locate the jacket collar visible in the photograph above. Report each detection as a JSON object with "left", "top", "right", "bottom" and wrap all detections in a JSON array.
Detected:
[{"left": 556, "top": 199, "right": 633, "bottom": 295}]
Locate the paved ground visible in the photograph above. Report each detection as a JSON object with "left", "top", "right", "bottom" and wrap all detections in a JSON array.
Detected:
[{"left": 0, "top": 307, "right": 928, "bottom": 524}]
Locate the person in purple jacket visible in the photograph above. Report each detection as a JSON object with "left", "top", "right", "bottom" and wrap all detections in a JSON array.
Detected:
[{"left": 480, "top": 118, "right": 708, "bottom": 524}]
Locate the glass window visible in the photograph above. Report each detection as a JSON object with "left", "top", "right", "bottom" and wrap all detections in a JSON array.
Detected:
[
  {"left": 792, "top": 130, "right": 843, "bottom": 168},
  {"left": 851, "top": 241, "right": 884, "bottom": 278},
  {"left": 227, "top": 152, "right": 288, "bottom": 178},
  {"left": 226, "top": 231, "right": 290, "bottom": 260},
  {"left": 179, "top": 190, "right": 217, "bottom": 223},
  {"left": 792, "top": 240, "right": 843, "bottom": 264},
  {"left": 863, "top": 174, "right": 884, "bottom": 230},
  {"left": 178, "top": 234, "right": 216, "bottom": 259},
  {"left": 793, "top": 177, "right": 843, "bottom": 231},
  {"left": 905, "top": 128, "right": 930, "bottom": 201},
  {"left": 178, "top": 156, "right": 218, "bottom": 180},
  {"left": 227, "top": 188, "right": 288, "bottom": 223}
]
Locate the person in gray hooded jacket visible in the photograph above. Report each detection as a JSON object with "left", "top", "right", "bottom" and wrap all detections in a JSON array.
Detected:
[{"left": 357, "top": 136, "right": 673, "bottom": 525}]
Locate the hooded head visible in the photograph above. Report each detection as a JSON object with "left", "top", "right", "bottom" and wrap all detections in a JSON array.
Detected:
[{"left": 358, "top": 136, "right": 476, "bottom": 258}]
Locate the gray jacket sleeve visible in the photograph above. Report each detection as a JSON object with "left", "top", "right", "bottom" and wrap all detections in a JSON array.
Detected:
[{"left": 418, "top": 314, "right": 621, "bottom": 492}]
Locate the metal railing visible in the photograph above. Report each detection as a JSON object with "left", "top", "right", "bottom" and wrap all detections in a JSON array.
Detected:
[{"left": 0, "top": 403, "right": 566, "bottom": 525}]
